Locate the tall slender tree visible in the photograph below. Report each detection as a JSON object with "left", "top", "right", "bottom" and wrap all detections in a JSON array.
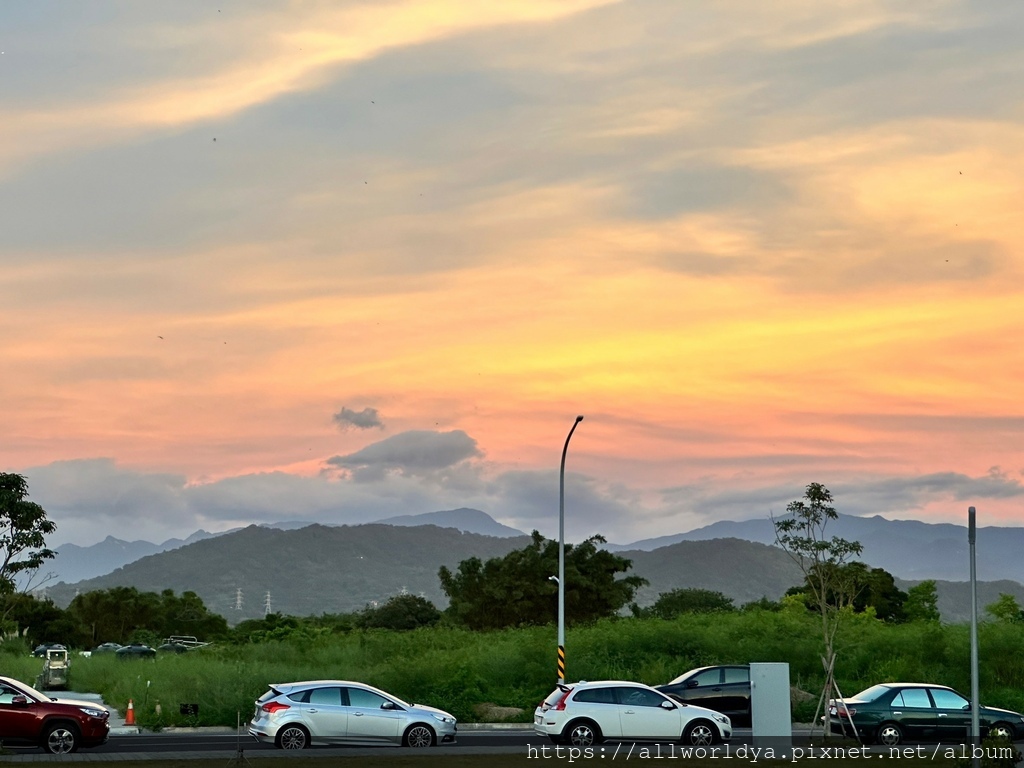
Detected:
[{"left": 772, "top": 483, "right": 862, "bottom": 740}]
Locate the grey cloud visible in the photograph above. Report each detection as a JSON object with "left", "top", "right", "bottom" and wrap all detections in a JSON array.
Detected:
[
  {"left": 326, "top": 430, "right": 482, "bottom": 479},
  {"left": 333, "top": 406, "right": 384, "bottom": 431},
  {"left": 659, "top": 470, "right": 1024, "bottom": 526},
  {"left": 24, "top": 459, "right": 193, "bottom": 547},
  {"left": 24, "top": 455, "right": 1024, "bottom": 555}
]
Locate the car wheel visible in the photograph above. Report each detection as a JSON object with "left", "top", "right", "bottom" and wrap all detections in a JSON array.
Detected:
[
  {"left": 989, "top": 722, "right": 1015, "bottom": 741},
  {"left": 275, "top": 724, "right": 310, "bottom": 750},
  {"left": 876, "top": 722, "right": 903, "bottom": 746},
  {"left": 403, "top": 724, "right": 436, "bottom": 748},
  {"left": 43, "top": 723, "right": 79, "bottom": 754},
  {"left": 565, "top": 720, "right": 602, "bottom": 747},
  {"left": 683, "top": 719, "right": 717, "bottom": 747}
]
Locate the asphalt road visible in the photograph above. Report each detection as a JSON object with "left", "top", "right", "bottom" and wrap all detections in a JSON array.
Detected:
[{"left": 3, "top": 726, "right": 1013, "bottom": 761}]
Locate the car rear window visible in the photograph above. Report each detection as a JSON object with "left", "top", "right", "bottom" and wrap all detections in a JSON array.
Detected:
[
  {"left": 573, "top": 687, "right": 616, "bottom": 704},
  {"left": 724, "top": 667, "right": 749, "bottom": 684},
  {"left": 854, "top": 685, "right": 893, "bottom": 702}
]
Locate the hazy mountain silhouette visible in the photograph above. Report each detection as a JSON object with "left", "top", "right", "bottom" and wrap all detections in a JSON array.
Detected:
[
  {"left": 375, "top": 508, "right": 525, "bottom": 537},
  {"left": 46, "top": 509, "right": 521, "bottom": 585},
  {"left": 613, "top": 514, "right": 1023, "bottom": 583}
]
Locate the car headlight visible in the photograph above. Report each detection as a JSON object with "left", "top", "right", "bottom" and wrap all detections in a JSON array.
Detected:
[
  {"left": 712, "top": 714, "right": 729, "bottom": 725},
  {"left": 432, "top": 713, "right": 456, "bottom": 724},
  {"left": 79, "top": 707, "right": 106, "bottom": 718}
]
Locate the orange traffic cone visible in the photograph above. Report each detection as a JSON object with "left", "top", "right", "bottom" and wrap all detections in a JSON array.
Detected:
[{"left": 125, "top": 699, "right": 136, "bottom": 726}]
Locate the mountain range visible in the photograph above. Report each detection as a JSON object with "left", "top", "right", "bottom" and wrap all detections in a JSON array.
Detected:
[
  {"left": 43, "top": 525, "right": 805, "bottom": 620},
  {"left": 50, "top": 508, "right": 1024, "bottom": 587},
  {"left": 39, "top": 509, "right": 1024, "bottom": 626},
  {"left": 609, "top": 513, "right": 1020, "bottom": 583},
  {"left": 48, "top": 508, "right": 527, "bottom": 585}
]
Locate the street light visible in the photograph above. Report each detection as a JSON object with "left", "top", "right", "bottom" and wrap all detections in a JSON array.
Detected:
[{"left": 558, "top": 415, "right": 584, "bottom": 685}]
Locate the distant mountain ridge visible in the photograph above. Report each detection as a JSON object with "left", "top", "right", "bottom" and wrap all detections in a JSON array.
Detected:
[
  {"left": 44, "top": 525, "right": 802, "bottom": 621},
  {"left": 47, "top": 508, "right": 523, "bottom": 585},
  {"left": 51, "top": 530, "right": 219, "bottom": 585},
  {"left": 41, "top": 521, "right": 1024, "bottom": 625},
  {"left": 45, "top": 524, "right": 533, "bottom": 619},
  {"left": 609, "top": 514, "right": 1024, "bottom": 583},
  {"left": 375, "top": 508, "right": 525, "bottom": 538}
]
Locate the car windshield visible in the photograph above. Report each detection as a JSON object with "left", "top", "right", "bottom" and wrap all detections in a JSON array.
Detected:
[
  {"left": 851, "top": 685, "right": 892, "bottom": 702},
  {"left": 667, "top": 670, "right": 700, "bottom": 685},
  {"left": 385, "top": 691, "right": 410, "bottom": 709}
]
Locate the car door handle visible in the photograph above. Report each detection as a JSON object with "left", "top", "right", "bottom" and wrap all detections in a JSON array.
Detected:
[
  {"left": 938, "top": 713, "right": 948, "bottom": 717},
  {"left": 892, "top": 711, "right": 902, "bottom": 715},
  {"left": 306, "top": 708, "right": 318, "bottom": 713},
  {"left": 624, "top": 710, "right": 636, "bottom": 714},
  {"left": 354, "top": 712, "right": 364, "bottom": 716}
]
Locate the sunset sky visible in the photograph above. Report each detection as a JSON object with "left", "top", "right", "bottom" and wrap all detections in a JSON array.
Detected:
[{"left": 3, "top": 0, "right": 1024, "bottom": 548}]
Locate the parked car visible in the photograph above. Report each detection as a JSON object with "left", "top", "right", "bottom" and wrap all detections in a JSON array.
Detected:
[
  {"left": 656, "top": 665, "right": 751, "bottom": 726},
  {"left": 156, "top": 642, "right": 190, "bottom": 654},
  {"left": 828, "top": 683, "right": 1024, "bottom": 745},
  {"left": 91, "top": 642, "right": 123, "bottom": 654},
  {"left": 248, "top": 680, "right": 457, "bottom": 749},
  {"left": 534, "top": 680, "right": 732, "bottom": 747},
  {"left": 114, "top": 643, "right": 157, "bottom": 659},
  {"left": 0, "top": 675, "right": 110, "bottom": 754}
]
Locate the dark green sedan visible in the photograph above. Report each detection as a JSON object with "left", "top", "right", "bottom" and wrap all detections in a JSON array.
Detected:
[{"left": 829, "top": 683, "right": 1024, "bottom": 745}]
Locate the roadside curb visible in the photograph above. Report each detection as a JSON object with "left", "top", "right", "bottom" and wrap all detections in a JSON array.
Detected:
[{"left": 117, "top": 723, "right": 534, "bottom": 736}]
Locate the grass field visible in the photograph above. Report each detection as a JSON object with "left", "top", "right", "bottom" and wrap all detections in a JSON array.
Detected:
[{"left": 4, "top": 609, "right": 1024, "bottom": 731}]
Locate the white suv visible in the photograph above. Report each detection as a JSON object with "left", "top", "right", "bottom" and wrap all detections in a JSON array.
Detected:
[{"left": 534, "top": 680, "right": 731, "bottom": 747}]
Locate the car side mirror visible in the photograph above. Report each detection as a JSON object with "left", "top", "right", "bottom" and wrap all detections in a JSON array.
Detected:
[
  {"left": 381, "top": 701, "right": 397, "bottom": 710},
  {"left": 11, "top": 695, "right": 29, "bottom": 706},
  {"left": 661, "top": 700, "right": 676, "bottom": 710},
  {"left": 686, "top": 680, "right": 700, "bottom": 688}
]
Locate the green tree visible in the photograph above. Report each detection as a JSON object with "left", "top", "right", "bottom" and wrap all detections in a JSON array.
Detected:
[
  {"left": 741, "top": 596, "right": 783, "bottom": 612},
  {"left": 904, "top": 580, "right": 941, "bottom": 623},
  {"left": 772, "top": 482, "right": 863, "bottom": 740},
  {"left": 67, "top": 587, "right": 227, "bottom": 645},
  {"left": 439, "top": 530, "right": 647, "bottom": 630},
  {"left": 1, "top": 592, "right": 86, "bottom": 647},
  {"left": 986, "top": 593, "right": 1024, "bottom": 623},
  {"left": 156, "top": 589, "right": 229, "bottom": 640},
  {"left": 633, "top": 588, "right": 735, "bottom": 619},
  {"left": 357, "top": 593, "right": 441, "bottom": 630},
  {"left": 785, "top": 562, "right": 907, "bottom": 622},
  {"left": 0, "top": 473, "right": 57, "bottom": 596}
]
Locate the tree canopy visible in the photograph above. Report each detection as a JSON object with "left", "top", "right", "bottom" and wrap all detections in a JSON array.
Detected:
[
  {"left": 786, "top": 562, "right": 908, "bottom": 622},
  {"left": 0, "top": 472, "right": 57, "bottom": 595},
  {"left": 439, "top": 530, "right": 647, "bottom": 630},
  {"left": 632, "top": 588, "right": 735, "bottom": 619},
  {"left": 903, "top": 580, "right": 940, "bottom": 623},
  {"left": 67, "top": 586, "right": 229, "bottom": 645},
  {"left": 357, "top": 593, "right": 441, "bottom": 631}
]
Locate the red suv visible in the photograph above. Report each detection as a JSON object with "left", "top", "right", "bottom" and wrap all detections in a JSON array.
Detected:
[{"left": 0, "top": 675, "right": 110, "bottom": 754}]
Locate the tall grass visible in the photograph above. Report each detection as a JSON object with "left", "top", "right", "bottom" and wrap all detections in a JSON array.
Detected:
[{"left": 3, "top": 612, "right": 1024, "bottom": 728}]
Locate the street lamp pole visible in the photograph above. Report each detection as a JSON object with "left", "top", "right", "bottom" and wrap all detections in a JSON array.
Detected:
[{"left": 558, "top": 415, "right": 584, "bottom": 685}]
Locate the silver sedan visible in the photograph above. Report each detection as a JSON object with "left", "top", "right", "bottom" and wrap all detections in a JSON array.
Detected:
[{"left": 248, "top": 680, "right": 457, "bottom": 748}]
